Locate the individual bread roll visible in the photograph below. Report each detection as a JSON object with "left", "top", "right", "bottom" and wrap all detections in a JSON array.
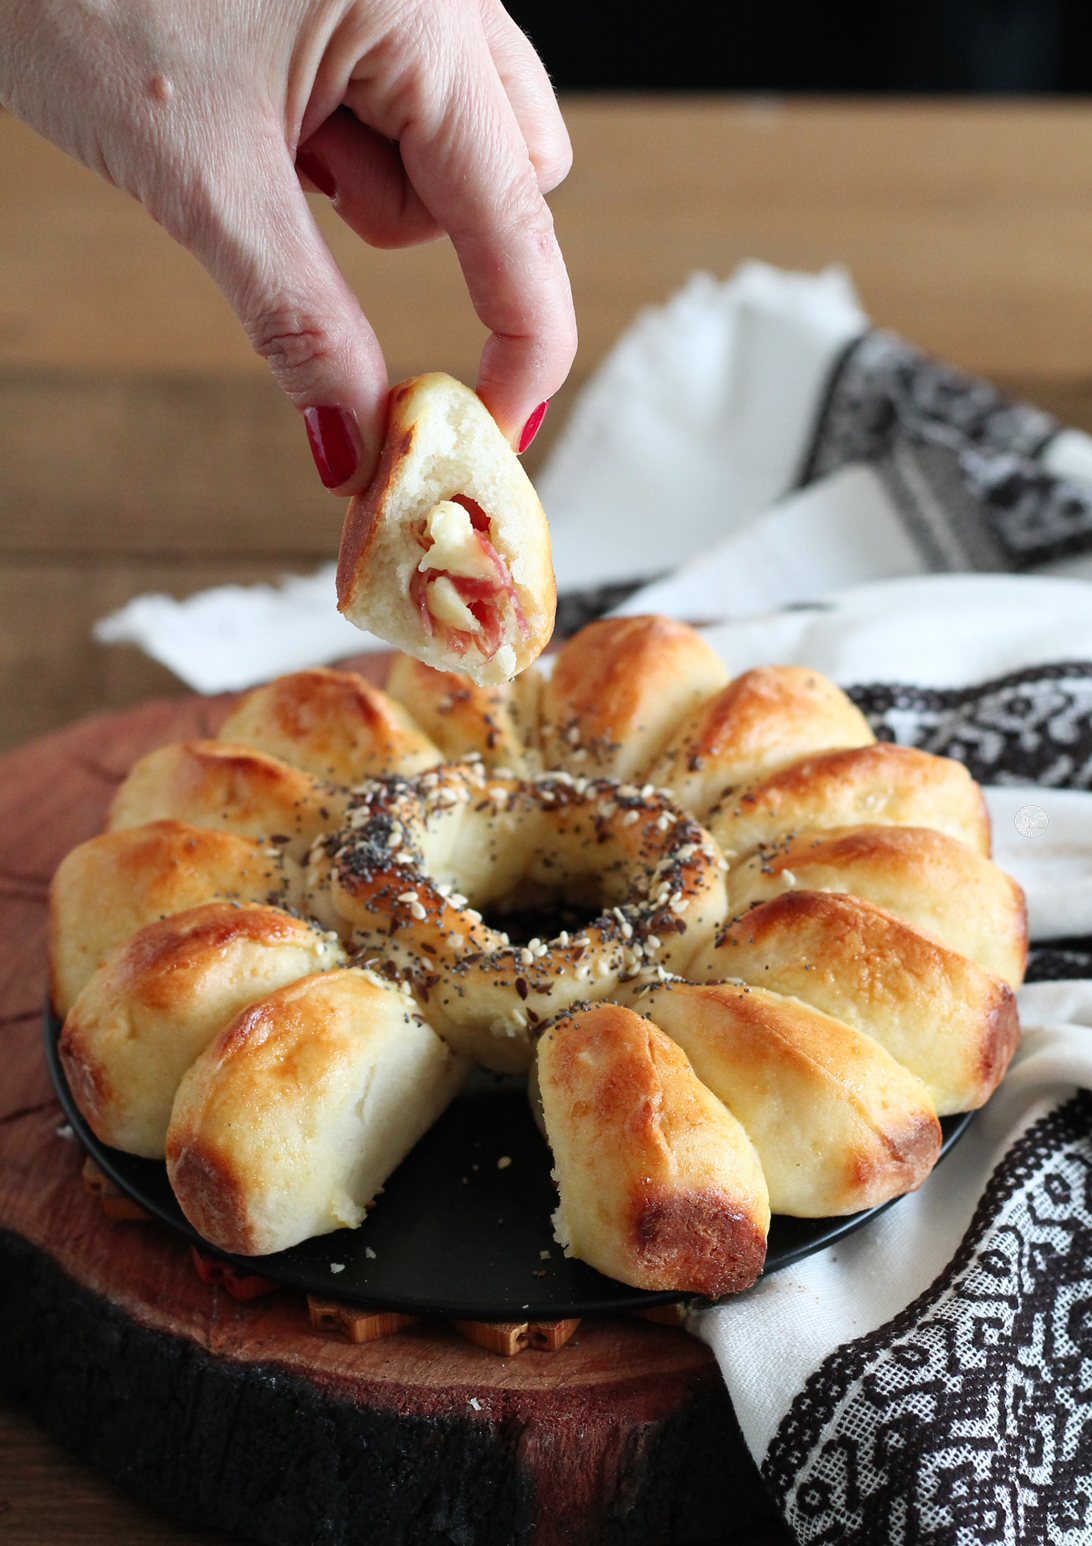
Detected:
[
  {"left": 217, "top": 667, "right": 441, "bottom": 784},
  {"left": 385, "top": 653, "right": 543, "bottom": 775},
  {"left": 49, "top": 821, "right": 303, "bottom": 1016},
  {"left": 648, "top": 666, "right": 875, "bottom": 819},
  {"left": 628, "top": 980, "right": 941, "bottom": 1217},
  {"left": 687, "top": 892, "right": 1019, "bottom": 1114},
  {"left": 108, "top": 740, "right": 349, "bottom": 861},
  {"left": 540, "top": 615, "right": 730, "bottom": 781},
  {"left": 60, "top": 904, "right": 345, "bottom": 1157},
  {"left": 337, "top": 374, "right": 555, "bottom": 685},
  {"left": 166, "top": 968, "right": 470, "bottom": 1256},
  {"left": 706, "top": 743, "right": 991, "bottom": 860},
  {"left": 724, "top": 826, "right": 1027, "bottom": 988},
  {"left": 536, "top": 1002, "right": 770, "bottom": 1297}
]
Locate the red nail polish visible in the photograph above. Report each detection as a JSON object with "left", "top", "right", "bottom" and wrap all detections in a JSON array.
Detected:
[
  {"left": 304, "top": 406, "right": 360, "bottom": 489},
  {"left": 518, "top": 400, "right": 549, "bottom": 454},
  {"left": 296, "top": 147, "right": 337, "bottom": 200}
]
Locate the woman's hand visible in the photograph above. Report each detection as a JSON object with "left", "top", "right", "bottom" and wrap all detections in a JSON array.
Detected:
[{"left": 0, "top": 0, "right": 577, "bottom": 491}]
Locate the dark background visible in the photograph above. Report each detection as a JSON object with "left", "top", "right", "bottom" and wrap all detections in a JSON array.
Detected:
[{"left": 505, "top": 0, "right": 1092, "bottom": 93}]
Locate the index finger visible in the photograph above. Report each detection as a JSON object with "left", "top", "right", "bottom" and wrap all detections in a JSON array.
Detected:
[{"left": 347, "top": 10, "right": 577, "bottom": 445}]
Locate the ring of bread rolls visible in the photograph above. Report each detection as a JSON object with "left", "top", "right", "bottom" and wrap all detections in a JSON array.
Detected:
[
  {"left": 306, "top": 762, "right": 729, "bottom": 1073},
  {"left": 48, "top": 610, "right": 1031, "bottom": 1290}
]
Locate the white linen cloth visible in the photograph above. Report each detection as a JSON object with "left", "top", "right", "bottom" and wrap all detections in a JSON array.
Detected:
[
  {"left": 96, "top": 261, "right": 1092, "bottom": 693},
  {"left": 687, "top": 573, "right": 1092, "bottom": 1546}
]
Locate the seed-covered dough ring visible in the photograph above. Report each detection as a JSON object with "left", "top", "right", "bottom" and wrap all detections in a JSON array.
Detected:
[
  {"left": 60, "top": 903, "right": 346, "bottom": 1157},
  {"left": 307, "top": 764, "right": 729, "bottom": 1073},
  {"left": 218, "top": 667, "right": 441, "bottom": 783},
  {"left": 108, "top": 740, "right": 349, "bottom": 862},
  {"left": 49, "top": 821, "right": 304, "bottom": 1017}
]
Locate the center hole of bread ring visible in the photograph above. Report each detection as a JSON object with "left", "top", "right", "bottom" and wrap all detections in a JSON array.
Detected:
[
  {"left": 307, "top": 766, "right": 730, "bottom": 1074},
  {"left": 408, "top": 497, "right": 529, "bottom": 660}
]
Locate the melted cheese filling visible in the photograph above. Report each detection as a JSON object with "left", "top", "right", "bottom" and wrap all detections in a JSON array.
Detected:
[
  {"left": 417, "top": 501, "right": 496, "bottom": 581},
  {"left": 425, "top": 575, "right": 482, "bottom": 633}
]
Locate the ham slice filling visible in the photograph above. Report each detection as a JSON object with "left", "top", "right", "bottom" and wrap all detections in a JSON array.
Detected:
[{"left": 410, "top": 496, "right": 529, "bottom": 663}]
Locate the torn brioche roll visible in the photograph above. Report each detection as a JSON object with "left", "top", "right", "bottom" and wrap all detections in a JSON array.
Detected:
[
  {"left": 725, "top": 826, "right": 1028, "bottom": 988},
  {"left": 60, "top": 904, "right": 345, "bottom": 1158},
  {"left": 647, "top": 665, "right": 876, "bottom": 820},
  {"left": 540, "top": 615, "right": 730, "bottom": 781},
  {"left": 108, "top": 740, "right": 349, "bottom": 862},
  {"left": 217, "top": 667, "right": 441, "bottom": 784},
  {"left": 337, "top": 374, "right": 555, "bottom": 685},
  {"left": 688, "top": 891, "right": 1019, "bottom": 1115},
  {"left": 166, "top": 967, "right": 470, "bottom": 1256},
  {"left": 536, "top": 1002, "right": 770, "bottom": 1297},
  {"left": 385, "top": 653, "right": 543, "bottom": 776},
  {"left": 705, "top": 742, "right": 991, "bottom": 860},
  {"left": 626, "top": 980, "right": 941, "bottom": 1217},
  {"left": 49, "top": 820, "right": 304, "bottom": 1017}
]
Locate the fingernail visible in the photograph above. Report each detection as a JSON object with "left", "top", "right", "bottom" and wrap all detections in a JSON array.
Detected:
[
  {"left": 296, "top": 147, "right": 337, "bottom": 200},
  {"left": 518, "top": 400, "right": 549, "bottom": 454},
  {"left": 304, "top": 406, "right": 360, "bottom": 489}
]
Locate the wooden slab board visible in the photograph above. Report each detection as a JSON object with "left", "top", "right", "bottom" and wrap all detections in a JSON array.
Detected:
[{"left": 0, "top": 688, "right": 787, "bottom": 1546}]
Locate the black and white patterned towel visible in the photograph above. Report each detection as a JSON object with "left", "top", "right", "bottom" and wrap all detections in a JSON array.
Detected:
[{"left": 689, "top": 582, "right": 1092, "bottom": 1546}]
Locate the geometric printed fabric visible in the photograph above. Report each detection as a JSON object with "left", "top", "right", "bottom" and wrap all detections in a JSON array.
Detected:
[{"left": 762, "top": 1093, "right": 1092, "bottom": 1546}]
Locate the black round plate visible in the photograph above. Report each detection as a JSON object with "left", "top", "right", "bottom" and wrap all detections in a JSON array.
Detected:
[{"left": 44, "top": 1008, "right": 973, "bottom": 1319}]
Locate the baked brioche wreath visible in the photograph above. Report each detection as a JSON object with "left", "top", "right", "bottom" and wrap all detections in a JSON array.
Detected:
[{"left": 51, "top": 614, "right": 1026, "bottom": 1301}]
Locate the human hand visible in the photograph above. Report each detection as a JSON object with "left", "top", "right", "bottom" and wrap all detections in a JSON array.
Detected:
[{"left": 0, "top": 0, "right": 577, "bottom": 492}]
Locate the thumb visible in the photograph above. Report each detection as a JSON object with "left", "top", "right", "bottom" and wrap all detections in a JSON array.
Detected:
[{"left": 181, "top": 129, "right": 389, "bottom": 495}]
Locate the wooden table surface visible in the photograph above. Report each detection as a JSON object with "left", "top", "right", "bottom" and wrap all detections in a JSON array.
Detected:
[{"left": 4, "top": 94, "right": 1092, "bottom": 1545}]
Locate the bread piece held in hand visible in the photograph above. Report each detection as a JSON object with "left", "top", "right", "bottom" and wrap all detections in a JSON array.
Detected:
[{"left": 337, "top": 374, "right": 555, "bottom": 685}]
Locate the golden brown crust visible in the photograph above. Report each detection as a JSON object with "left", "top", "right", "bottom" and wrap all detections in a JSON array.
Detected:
[
  {"left": 49, "top": 820, "right": 303, "bottom": 1017},
  {"left": 217, "top": 667, "right": 440, "bottom": 783},
  {"left": 166, "top": 968, "right": 469, "bottom": 1255},
  {"left": 649, "top": 666, "right": 876, "bottom": 817},
  {"left": 688, "top": 890, "right": 1019, "bottom": 1114},
  {"left": 725, "top": 825, "right": 1028, "bottom": 989},
  {"left": 108, "top": 740, "right": 348, "bottom": 861},
  {"left": 628, "top": 980, "right": 942, "bottom": 1216},
  {"left": 59, "top": 903, "right": 344, "bottom": 1156},
  {"left": 540, "top": 616, "right": 730, "bottom": 781},
  {"left": 384, "top": 654, "right": 542, "bottom": 775},
  {"left": 536, "top": 1002, "right": 769, "bottom": 1296},
  {"left": 337, "top": 374, "right": 555, "bottom": 685},
  {"left": 706, "top": 743, "right": 991, "bottom": 859}
]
